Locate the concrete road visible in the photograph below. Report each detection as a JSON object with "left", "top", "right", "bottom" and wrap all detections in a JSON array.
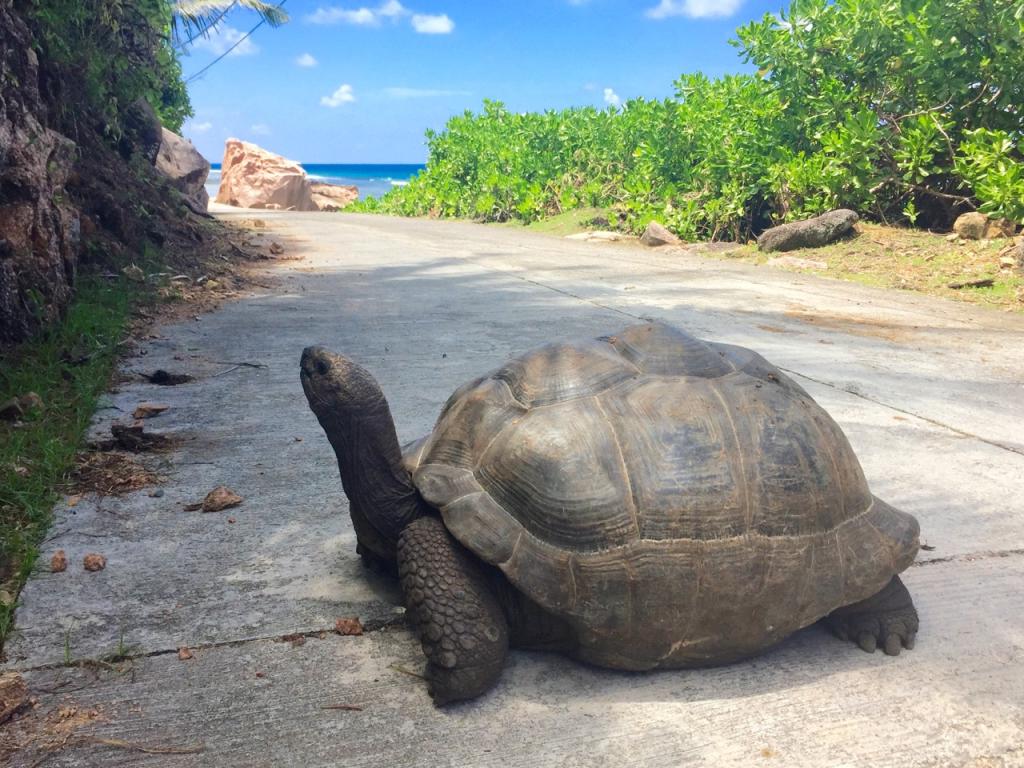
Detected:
[{"left": 6, "top": 210, "right": 1024, "bottom": 767}]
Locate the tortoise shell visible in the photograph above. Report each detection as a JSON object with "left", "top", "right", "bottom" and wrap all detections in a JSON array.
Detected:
[{"left": 412, "top": 322, "right": 919, "bottom": 669}]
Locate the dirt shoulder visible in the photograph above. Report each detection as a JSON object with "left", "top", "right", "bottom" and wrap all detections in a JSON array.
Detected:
[{"left": 502, "top": 213, "right": 1024, "bottom": 314}]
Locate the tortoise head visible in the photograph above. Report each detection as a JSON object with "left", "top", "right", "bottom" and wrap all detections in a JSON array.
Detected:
[
  {"left": 300, "top": 346, "right": 427, "bottom": 566},
  {"left": 300, "top": 346, "right": 384, "bottom": 421}
]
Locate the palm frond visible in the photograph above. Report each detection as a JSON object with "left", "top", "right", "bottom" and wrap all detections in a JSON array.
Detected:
[{"left": 172, "top": 1, "right": 288, "bottom": 46}]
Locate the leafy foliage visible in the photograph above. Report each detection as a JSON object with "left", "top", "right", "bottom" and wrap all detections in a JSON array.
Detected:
[
  {"left": 361, "top": 0, "right": 1024, "bottom": 237},
  {"left": 27, "top": 0, "right": 192, "bottom": 132}
]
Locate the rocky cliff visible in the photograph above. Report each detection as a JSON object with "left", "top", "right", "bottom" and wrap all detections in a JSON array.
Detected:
[{"left": 0, "top": 0, "right": 79, "bottom": 344}]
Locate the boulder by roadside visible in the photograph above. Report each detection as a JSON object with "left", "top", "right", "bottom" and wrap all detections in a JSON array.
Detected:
[
  {"left": 640, "top": 221, "right": 682, "bottom": 247},
  {"left": 757, "top": 209, "right": 858, "bottom": 253},
  {"left": 214, "top": 140, "right": 359, "bottom": 212},
  {"left": 156, "top": 128, "right": 210, "bottom": 212},
  {"left": 216, "top": 139, "right": 317, "bottom": 212}
]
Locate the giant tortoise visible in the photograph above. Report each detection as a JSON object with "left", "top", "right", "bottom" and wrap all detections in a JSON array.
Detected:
[{"left": 300, "top": 322, "right": 920, "bottom": 705}]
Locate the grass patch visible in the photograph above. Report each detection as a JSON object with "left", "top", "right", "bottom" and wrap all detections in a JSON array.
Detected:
[{"left": 0, "top": 276, "right": 138, "bottom": 644}]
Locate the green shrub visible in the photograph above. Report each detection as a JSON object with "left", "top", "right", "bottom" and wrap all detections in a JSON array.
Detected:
[{"left": 359, "top": 0, "right": 1024, "bottom": 237}]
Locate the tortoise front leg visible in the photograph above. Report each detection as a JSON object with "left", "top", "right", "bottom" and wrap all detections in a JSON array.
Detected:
[{"left": 397, "top": 516, "right": 509, "bottom": 705}]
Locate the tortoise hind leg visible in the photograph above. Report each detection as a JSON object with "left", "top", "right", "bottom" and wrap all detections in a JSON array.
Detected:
[
  {"left": 397, "top": 516, "right": 509, "bottom": 705},
  {"left": 826, "top": 575, "right": 918, "bottom": 656}
]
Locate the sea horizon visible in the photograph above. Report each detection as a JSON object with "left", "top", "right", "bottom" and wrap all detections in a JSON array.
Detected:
[{"left": 207, "top": 162, "right": 425, "bottom": 201}]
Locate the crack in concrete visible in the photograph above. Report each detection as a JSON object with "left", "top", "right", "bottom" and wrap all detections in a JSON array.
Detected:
[
  {"left": 912, "top": 548, "right": 1024, "bottom": 568},
  {"left": 780, "top": 367, "right": 1024, "bottom": 458},
  {"left": 19, "top": 615, "right": 408, "bottom": 675}
]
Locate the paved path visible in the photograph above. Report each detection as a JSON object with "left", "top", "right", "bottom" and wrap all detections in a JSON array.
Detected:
[{"left": 6, "top": 211, "right": 1024, "bottom": 766}]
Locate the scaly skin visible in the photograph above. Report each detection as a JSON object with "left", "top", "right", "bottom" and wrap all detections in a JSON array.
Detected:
[{"left": 397, "top": 516, "right": 510, "bottom": 705}]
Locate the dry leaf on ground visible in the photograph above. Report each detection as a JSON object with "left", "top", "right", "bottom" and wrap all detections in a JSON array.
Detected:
[
  {"left": 83, "top": 554, "right": 107, "bottom": 572},
  {"left": 50, "top": 550, "right": 68, "bottom": 573},
  {"left": 335, "top": 617, "right": 364, "bottom": 636},
  {"left": 133, "top": 402, "right": 170, "bottom": 419},
  {"left": 199, "top": 486, "right": 243, "bottom": 512}
]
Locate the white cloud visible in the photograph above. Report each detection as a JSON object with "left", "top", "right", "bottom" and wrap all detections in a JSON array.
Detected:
[
  {"left": 306, "top": 3, "right": 454, "bottom": 34},
  {"left": 411, "top": 13, "right": 454, "bottom": 33},
  {"left": 250, "top": 123, "right": 272, "bottom": 135},
  {"left": 189, "top": 121, "right": 213, "bottom": 133},
  {"left": 603, "top": 87, "right": 621, "bottom": 107},
  {"left": 645, "top": 0, "right": 742, "bottom": 19},
  {"left": 383, "top": 86, "right": 470, "bottom": 98},
  {"left": 377, "top": 0, "right": 409, "bottom": 18},
  {"left": 306, "top": 1, "right": 408, "bottom": 25},
  {"left": 307, "top": 6, "right": 377, "bottom": 24},
  {"left": 296, "top": 52, "right": 318, "bottom": 67},
  {"left": 321, "top": 83, "right": 356, "bottom": 107},
  {"left": 191, "top": 26, "right": 259, "bottom": 56}
]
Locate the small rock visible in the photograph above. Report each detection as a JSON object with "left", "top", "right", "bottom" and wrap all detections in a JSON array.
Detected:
[
  {"left": 640, "top": 221, "right": 682, "bottom": 247},
  {"left": 335, "top": 617, "right": 364, "bottom": 636},
  {"left": 83, "top": 553, "right": 107, "bottom": 572},
  {"left": 952, "top": 212, "right": 1014, "bottom": 240},
  {"left": 986, "top": 218, "right": 1016, "bottom": 239},
  {"left": 178, "top": 646, "right": 194, "bottom": 661},
  {"left": 0, "top": 398, "right": 24, "bottom": 422},
  {"left": 201, "top": 486, "right": 243, "bottom": 512},
  {"left": 953, "top": 212, "right": 988, "bottom": 240},
  {"left": 757, "top": 209, "right": 858, "bottom": 252},
  {"left": 269, "top": 242, "right": 284, "bottom": 255},
  {"left": 51, "top": 550, "right": 68, "bottom": 573},
  {"left": 149, "top": 488, "right": 165, "bottom": 498},
  {"left": 252, "top": 219, "right": 266, "bottom": 228},
  {"left": 766, "top": 256, "right": 828, "bottom": 271},
  {"left": 132, "top": 402, "right": 170, "bottom": 419},
  {"left": 122, "top": 264, "right": 145, "bottom": 283}
]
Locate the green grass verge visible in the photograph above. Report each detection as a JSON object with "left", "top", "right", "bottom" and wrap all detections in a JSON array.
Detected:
[{"left": 0, "top": 276, "right": 138, "bottom": 644}]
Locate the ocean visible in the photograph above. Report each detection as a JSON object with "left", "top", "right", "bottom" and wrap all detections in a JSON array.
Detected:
[{"left": 206, "top": 163, "right": 425, "bottom": 203}]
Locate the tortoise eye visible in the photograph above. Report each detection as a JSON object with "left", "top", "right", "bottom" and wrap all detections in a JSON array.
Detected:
[{"left": 316, "top": 359, "right": 330, "bottom": 376}]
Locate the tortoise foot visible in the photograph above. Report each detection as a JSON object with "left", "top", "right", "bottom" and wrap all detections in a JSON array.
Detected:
[
  {"left": 397, "top": 516, "right": 509, "bottom": 706},
  {"left": 826, "top": 575, "right": 918, "bottom": 656}
]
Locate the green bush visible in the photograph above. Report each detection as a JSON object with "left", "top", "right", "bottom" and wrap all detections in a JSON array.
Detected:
[{"left": 359, "top": 0, "right": 1024, "bottom": 237}]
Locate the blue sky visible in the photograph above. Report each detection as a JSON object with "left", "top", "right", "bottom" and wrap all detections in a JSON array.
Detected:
[{"left": 180, "top": 0, "right": 784, "bottom": 163}]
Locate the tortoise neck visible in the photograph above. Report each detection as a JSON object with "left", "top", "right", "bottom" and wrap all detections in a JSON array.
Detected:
[{"left": 316, "top": 370, "right": 428, "bottom": 563}]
